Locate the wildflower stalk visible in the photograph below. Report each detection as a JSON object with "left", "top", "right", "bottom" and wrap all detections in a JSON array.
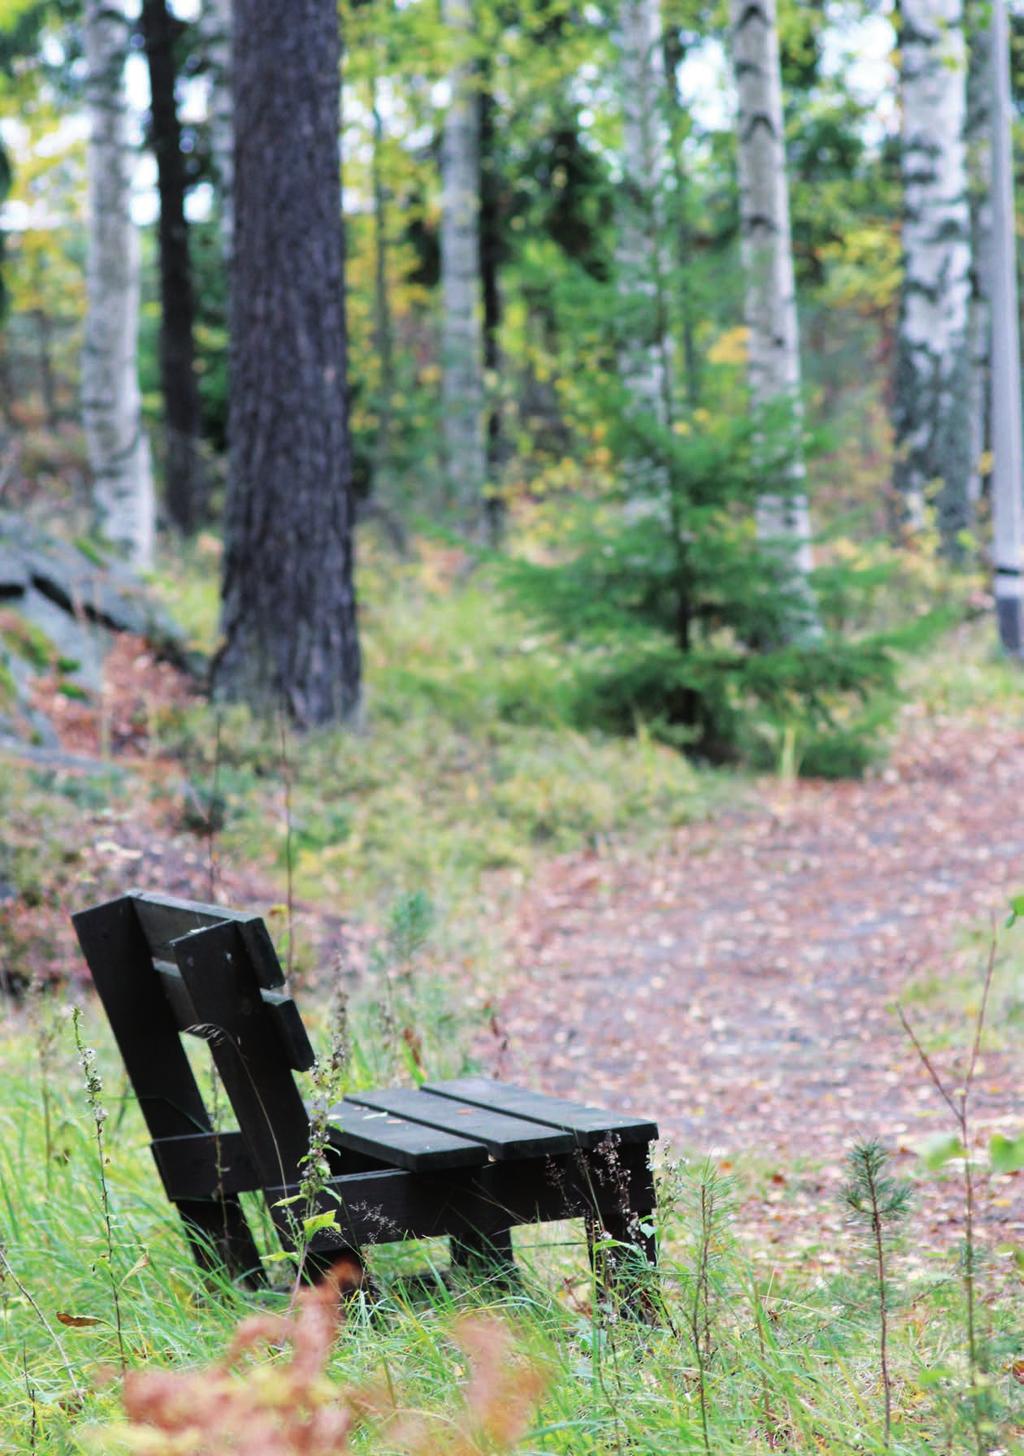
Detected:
[
  {"left": 72, "top": 1007, "right": 126, "bottom": 1373},
  {"left": 899, "top": 939, "right": 996, "bottom": 1456}
]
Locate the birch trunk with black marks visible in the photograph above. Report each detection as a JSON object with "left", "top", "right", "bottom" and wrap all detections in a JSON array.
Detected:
[
  {"left": 200, "top": 0, "right": 233, "bottom": 259},
  {"left": 965, "top": 4, "right": 992, "bottom": 508},
  {"left": 216, "top": 0, "right": 361, "bottom": 726},
  {"left": 141, "top": 0, "right": 207, "bottom": 536},
  {"left": 729, "top": 0, "right": 814, "bottom": 583},
  {"left": 440, "top": 0, "right": 486, "bottom": 524},
  {"left": 82, "top": 0, "right": 155, "bottom": 569},
  {"left": 617, "top": 0, "right": 672, "bottom": 431},
  {"left": 893, "top": 0, "right": 972, "bottom": 551},
  {"left": 988, "top": 0, "right": 1024, "bottom": 653}
]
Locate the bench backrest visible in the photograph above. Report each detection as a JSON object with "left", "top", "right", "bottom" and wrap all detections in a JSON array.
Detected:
[{"left": 72, "top": 890, "right": 317, "bottom": 1198}]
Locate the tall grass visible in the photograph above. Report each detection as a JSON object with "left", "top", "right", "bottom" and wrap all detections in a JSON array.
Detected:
[{"left": 0, "top": 999, "right": 1020, "bottom": 1455}]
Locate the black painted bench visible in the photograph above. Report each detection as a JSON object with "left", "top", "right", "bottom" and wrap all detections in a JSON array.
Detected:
[{"left": 72, "top": 891, "right": 658, "bottom": 1300}]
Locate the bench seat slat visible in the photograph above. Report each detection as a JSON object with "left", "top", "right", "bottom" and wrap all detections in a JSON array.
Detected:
[
  {"left": 328, "top": 1102, "right": 487, "bottom": 1172},
  {"left": 422, "top": 1077, "right": 659, "bottom": 1148},
  {"left": 345, "top": 1088, "right": 575, "bottom": 1159}
]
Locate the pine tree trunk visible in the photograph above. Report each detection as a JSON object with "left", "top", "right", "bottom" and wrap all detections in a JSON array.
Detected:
[
  {"left": 617, "top": 0, "right": 672, "bottom": 428},
  {"left": 965, "top": 2, "right": 992, "bottom": 508},
  {"left": 439, "top": 0, "right": 486, "bottom": 522},
  {"left": 216, "top": 0, "right": 360, "bottom": 726},
  {"left": 141, "top": 0, "right": 207, "bottom": 535},
  {"left": 893, "top": 0, "right": 972, "bottom": 551},
  {"left": 729, "top": 0, "right": 814, "bottom": 581},
  {"left": 988, "top": 0, "right": 1024, "bottom": 652},
  {"left": 200, "top": 0, "right": 233, "bottom": 259},
  {"left": 82, "top": 0, "right": 155, "bottom": 569}
]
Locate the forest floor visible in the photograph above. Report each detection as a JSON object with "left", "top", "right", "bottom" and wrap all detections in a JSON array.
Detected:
[
  {"left": 4, "top": 626, "right": 1023, "bottom": 1273},
  {"left": 489, "top": 703, "right": 1024, "bottom": 1268}
]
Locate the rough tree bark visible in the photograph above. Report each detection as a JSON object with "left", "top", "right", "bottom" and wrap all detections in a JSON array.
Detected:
[
  {"left": 82, "top": 0, "right": 155, "bottom": 569},
  {"left": 141, "top": 0, "right": 207, "bottom": 535},
  {"left": 617, "top": 0, "right": 672, "bottom": 430},
  {"left": 216, "top": 0, "right": 360, "bottom": 726},
  {"left": 200, "top": 0, "right": 233, "bottom": 260},
  {"left": 893, "top": 0, "right": 972, "bottom": 551},
  {"left": 729, "top": 0, "right": 814, "bottom": 582},
  {"left": 440, "top": 0, "right": 486, "bottom": 523}
]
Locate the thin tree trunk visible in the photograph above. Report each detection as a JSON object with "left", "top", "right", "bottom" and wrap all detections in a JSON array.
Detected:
[
  {"left": 216, "top": 0, "right": 360, "bottom": 726},
  {"left": 965, "top": 2, "right": 992, "bottom": 509},
  {"left": 440, "top": 0, "right": 486, "bottom": 523},
  {"left": 617, "top": 0, "right": 672, "bottom": 429},
  {"left": 370, "top": 66, "right": 394, "bottom": 491},
  {"left": 479, "top": 78, "right": 503, "bottom": 544},
  {"left": 663, "top": 24, "right": 701, "bottom": 411},
  {"left": 988, "top": 0, "right": 1024, "bottom": 653},
  {"left": 893, "top": 0, "right": 972, "bottom": 553},
  {"left": 141, "top": 0, "right": 208, "bottom": 535},
  {"left": 729, "top": 0, "right": 814, "bottom": 584},
  {"left": 82, "top": 0, "right": 155, "bottom": 569},
  {"left": 200, "top": 0, "right": 233, "bottom": 260}
]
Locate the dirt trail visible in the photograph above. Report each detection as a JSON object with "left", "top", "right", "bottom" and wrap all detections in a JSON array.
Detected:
[{"left": 490, "top": 708, "right": 1024, "bottom": 1255}]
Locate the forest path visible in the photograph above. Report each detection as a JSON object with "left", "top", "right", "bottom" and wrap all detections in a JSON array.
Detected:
[{"left": 489, "top": 706, "right": 1024, "bottom": 1256}]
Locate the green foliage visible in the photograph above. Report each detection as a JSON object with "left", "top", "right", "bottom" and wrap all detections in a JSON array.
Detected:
[{"left": 503, "top": 400, "right": 931, "bottom": 775}]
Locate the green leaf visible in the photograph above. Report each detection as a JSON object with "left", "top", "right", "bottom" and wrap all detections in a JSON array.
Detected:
[
  {"left": 302, "top": 1211, "right": 339, "bottom": 1237},
  {"left": 261, "top": 1251, "right": 297, "bottom": 1265},
  {"left": 1006, "top": 893, "right": 1024, "bottom": 927},
  {"left": 989, "top": 1133, "right": 1024, "bottom": 1174},
  {"left": 273, "top": 1193, "right": 303, "bottom": 1207},
  {"left": 916, "top": 1365, "right": 956, "bottom": 1388},
  {"left": 919, "top": 1134, "right": 965, "bottom": 1171}
]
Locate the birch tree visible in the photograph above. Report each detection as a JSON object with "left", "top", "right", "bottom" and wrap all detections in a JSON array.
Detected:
[
  {"left": 82, "top": 0, "right": 155, "bottom": 569},
  {"left": 439, "top": 0, "right": 486, "bottom": 522},
  {"left": 965, "top": 2, "right": 992, "bottom": 509},
  {"left": 892, "top": 0, "right": 972, "bottom": 551},
  {"left": 988, "top": 0, "right": 1024, "bottom": 653},
  {"left": 617, "top": 0, "right": 672, "bottom": 431},
  {"left": 729, "top": 0, "right": 814, "bottom": 583}
]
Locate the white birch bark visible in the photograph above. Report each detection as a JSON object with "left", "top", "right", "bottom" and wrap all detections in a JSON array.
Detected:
[
  {"left": 988, "top": 0, "right": 1024, "bottom": 652},
  {"left": 82, "top": 0, "right": 155, "bottom": 570},
  {"left": 440, "top": 0, "right": 486, "bottom": 518},
  {"left": 200, "top": 0, "right": 233, "bottom": 260},
  {"left": 965, "top": 5, "right": 992, "bottom": 507},
  {"left": 617, "top": 0, "right": 672, "bottom": 430},
  {"left": 893, "top": 0, "right": 972, "bottom": 546},
  {"left": 729, "top": 0, "right": 814, "bottom": 580}
]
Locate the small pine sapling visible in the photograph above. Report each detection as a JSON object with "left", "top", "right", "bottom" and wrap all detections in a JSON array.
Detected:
[{"left": 842, "top": 1139, "right": 912, "bottom": 1445}]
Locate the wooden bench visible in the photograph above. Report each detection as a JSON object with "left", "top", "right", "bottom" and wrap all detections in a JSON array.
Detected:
[{"left": 72, "top": 891, "right": 658, "bottom": 1302}]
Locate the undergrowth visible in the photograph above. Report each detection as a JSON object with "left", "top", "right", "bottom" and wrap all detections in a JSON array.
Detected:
[{"left": 0, "top": 993, "right": 1020, "bottom": 1455}]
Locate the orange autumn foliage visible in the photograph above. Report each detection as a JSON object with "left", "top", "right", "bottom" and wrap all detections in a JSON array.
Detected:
[{"left": 103, "top": 1260, "right": 547, "bottom": 1456}]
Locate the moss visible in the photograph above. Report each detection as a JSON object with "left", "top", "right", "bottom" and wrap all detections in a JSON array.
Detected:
[{"left": 0, "top": 610, "right": 56, "bottom": 671}]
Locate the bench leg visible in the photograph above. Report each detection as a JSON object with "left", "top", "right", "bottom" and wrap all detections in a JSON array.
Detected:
[
  {"left": 450, "top": 1227, "right": 518, "bottom": 1286},
  {"left": 178, "top": 1197, "right": 267, "bottom": 1289}
]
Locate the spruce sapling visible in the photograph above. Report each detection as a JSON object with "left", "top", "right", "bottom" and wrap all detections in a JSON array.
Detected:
[{"left": 842, "top": 1140, "right": 911, "bottom": 1445}]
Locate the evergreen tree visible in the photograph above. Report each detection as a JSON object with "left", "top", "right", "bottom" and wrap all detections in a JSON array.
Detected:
[{"left": 216, "top": 0, "right": 361, "bottom": 726}]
